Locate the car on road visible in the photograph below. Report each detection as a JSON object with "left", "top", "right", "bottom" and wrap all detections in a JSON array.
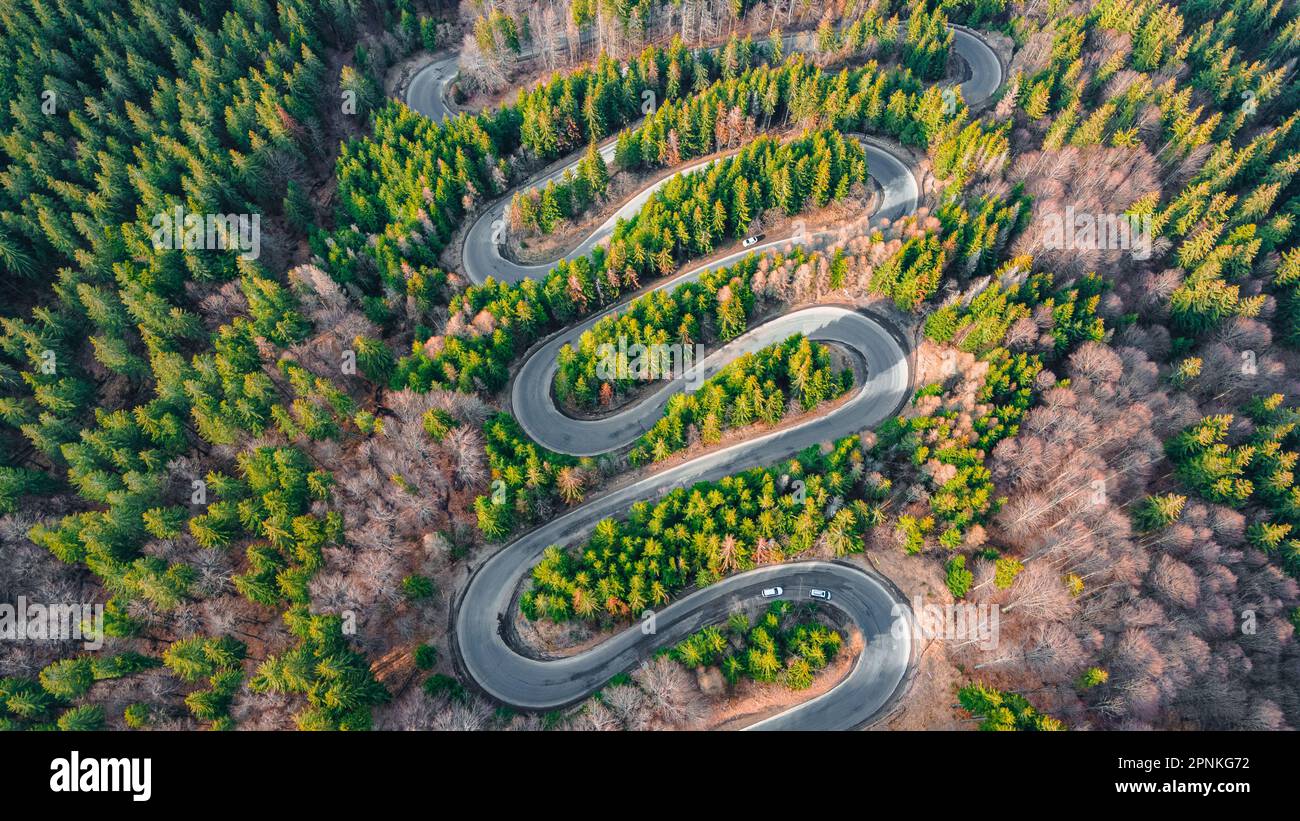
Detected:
[
  {"left": 761, "top": 586, "right": 783, "bottom": 598},
  {"left": 741, "top": 233, "right": 765, "bottom": 247},
  {"left": 810, "top": 588, "right": 832, "bottom": 601}
]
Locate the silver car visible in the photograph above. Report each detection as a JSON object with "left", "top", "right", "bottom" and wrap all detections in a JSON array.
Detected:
[
  {"left": 761, "top": 586, "right": 783, "bottom": 598},
  {"left": 810, "top": 588, "right": 831, "bottom": 601}
]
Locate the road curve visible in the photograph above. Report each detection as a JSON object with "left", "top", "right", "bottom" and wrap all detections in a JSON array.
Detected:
[
  {"left": 448, "top": 27, "right": 1004, "bottom": 730},
  {"left": 448, "top": 25, "right": 992, "bottom": 286},
  {"left": 405, "top": 30, "right": 817, "bottom": 126},
  {"left": 405, "top": 25, "right": 1001, "bottom": 127},
  {"left": 512, "top": 289, "right": 909, "bottom": 457},
  {"left": 460, "top": 557, "right": 915, "bottom": 730},
  {"left": 462, "top": 138, "right": 916, "bottom": 287},
  {"left": 504, "top": 135, "right": 914, "bottom": 456},
  {"left": 405, "top": 53, "right": 459, "bottom": 123},
  {"left": 456, "top": 303, "right": 914, "bottom": 725},
  {"left": 947, "top": 26, "right": 1001, "bottom": 109}
]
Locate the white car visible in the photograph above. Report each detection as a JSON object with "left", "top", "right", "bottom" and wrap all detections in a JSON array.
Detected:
[
  {"left": 741, "top": 233, "right": 765, "bottom": 247},
  {"left": 761, "top": 586, "right": 783, "bottom": 598},
  {"left": 810, "top": 588, "right": 831, "bottom": 601}
]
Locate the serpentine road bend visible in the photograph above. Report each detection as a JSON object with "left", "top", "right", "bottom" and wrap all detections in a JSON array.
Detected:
[
  {"left": 404, "top": 53, "right": 459, "bottom": 122},
  {"left": 432, "top": 28, "right": 1003, "bottom": 729},
  {"left": 405, "top": 29, "right": 824, "bottom": 126},
  {"left": 406, "top": 26, "right": 999, "bottom": 287}
]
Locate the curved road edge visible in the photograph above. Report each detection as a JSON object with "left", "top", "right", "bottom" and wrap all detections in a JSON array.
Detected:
[
  {"left": 439, "top": 24, "right": 992, "bottom": 286},
  {"left": 453, "top": 304, "right": 916, "bottom": 729},
  {"left": 441, "top": 25, "right": 1005, "bottom": 731}
]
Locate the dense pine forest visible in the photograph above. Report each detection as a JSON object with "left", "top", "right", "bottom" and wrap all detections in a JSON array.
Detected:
[{"left": 1, "top": 0, "right": 1299, "bottom": 733}]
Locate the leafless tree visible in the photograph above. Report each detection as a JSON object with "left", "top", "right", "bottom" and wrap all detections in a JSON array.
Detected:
[{"left": 601, "top": 683, "right": 651, "bottom": 730}]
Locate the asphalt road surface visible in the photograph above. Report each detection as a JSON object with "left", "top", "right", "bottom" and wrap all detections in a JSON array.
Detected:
[
  {"left": 513, "top": 301, "right": 909, "bottom": 456},
  {"left": 405, "top": 29, "right": 824, "bottom": 126},
  {"left": 446, "top": 27, "right": 1004, "bottom": 730},
  {"left": 948, "top": 26, "right": 1002, "bottom": 109},
  {"left": 459, "top": 557, "right": 916, "bottom": 730},
  {"left": 404, "top": 53, "right": 459, "bottom": 122},
  {"left": 446, "top": 25, "right": 995, "bottom": 286}
]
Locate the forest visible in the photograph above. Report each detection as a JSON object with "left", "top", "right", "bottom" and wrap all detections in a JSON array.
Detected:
[
  {"left": 521, "top": 437, "right": 885, "bottom": 623},
  {"left": 392, "top": 127, "right": 868, "bottom": 393},
  {"left": 627, "top": 333, "right": 853, "bottom": 465},
  {"left": 553, "top": 251, "right": 774, "bottom": 408},
  {"left": 2, "top": 0, "right": 1300, "bottom": 734},
  {"left": 672, "top": 601, "right": 844, "bottom": 690}
]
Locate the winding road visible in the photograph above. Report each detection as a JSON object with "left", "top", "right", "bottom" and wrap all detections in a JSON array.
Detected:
[
  {"left": 405, "top": 53, "right": 459, "bottom": 122},
  {"left": 405, "top": 30, "right": 825, "bottom": 127},
  {"left": 402, "top": 25, "right": 1003, "bottom": 729},
  {"left": 447, "top": 26, "right": 996, "bottom": 287}
]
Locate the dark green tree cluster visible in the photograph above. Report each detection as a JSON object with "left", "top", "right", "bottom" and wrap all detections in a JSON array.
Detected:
[
  {"left": 472, "top": 6, "right": 521, "bottom": 58},
  {"left": 23, "top": 265, "right": 350, "bottom": 647},
  {"left": 474, "top": 413, "right": 584, "bottom": 541},
  {"left": 0, "top": 0, "right": 460, "bottom": 734},
  {"left": 933, "top": 188, "right": 1030, "bottom": 277},
  {"left": 1133, "top": 492, "right": 1189, "bottom": 532},
  {"left": 554, "top": 253, "right": 780, "bottom": 407},
  {"left": 1165, "top": 395, "right": 1300, "bottom": 578},
  {"left": 942, "top": 0, "right": 1010, "bottom": 28},
  {"left": 394, "top": 0, "right": 442, "bottom": 53},
  {"left": 1, "top": 652, "right": 159, "bottom": 731},
  {"left": 613, "top": 45, "right": 959, "bottom": 175},
  {"left": 393, "top": 129, "right": 866, "bottom": 394},
  {"left": 187, "top": 446, "right": 341, "bottom": 608},
  {"left": 162, "top": 636, "right": 246, "bottom": 730},
  {"left": 510, "top": 141, "right": 611, "bottom": 234},
  {"left": 589, "top": 129, "right": 868, "bottom": 282},
  {"left": 958, "top": 681, "right": 1066, "bottom": 730},
  {"left": 269, "top": 359, "right": 356, "bottom": 444},
  {"left": 871, "top": 191, "right": 1031, "bottom": 311},
  {"left": 945, "top": 554, "right": 974, "bottom": 598},
  {"left": 0, "top": 465, "right": 55, "bottom": 514},
  {"left": 1009, "top": 14, "right": 1090, "bottom": 121},
  {"left": 924, "top": 268, "right": 1108, "bottom": 357},
  {"left": 932, "top": 121, "right": 1013, "bottom": 190},
  {"left": 1275, "top": 247, "right": 1300, "bottom": 347},
  {"left": 1152, "top": 112, "right": 1300, "bottom": 341},
  {"left": 630, "top": 334, "right": 852, "bottom": 464},
  {"left": 250, "top": 605, "right": 390, "bottom": 731},
  {"left": 517, "top": 35, "right": 760, "bottom": 161},
  {"left": 673, "top": 601, "right": 843, "bottom": 689},
  {"left": 317, "top": 100, "right": 514, "bottom": 303},
  {"left": 185, "top": 277, "right": 313, "bottom": 446},
  {"left": 28, "top": 402, "right": 200, "bottom": 634},
  {"left": 522, "top": 438, "right": 887, "bottom": 623},
  {"left": 901, "top": 1, "right": 954, "bottom": 80},
  {"left": 0, "top": 0, "right": 366, "bottom": 470},
  {"left": 1093, "top": 0, "right": 1187, "bottom": 74},
  {"left": 870, "top": 234, "right": 947, "bottom": 311},
  {"left": 3, "top": 0, "right": 389, "bottom": 679}
]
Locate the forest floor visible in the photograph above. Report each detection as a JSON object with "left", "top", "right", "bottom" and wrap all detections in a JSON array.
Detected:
[{"left": 860, "top": 546, "right": 969, "bottom": 730}]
